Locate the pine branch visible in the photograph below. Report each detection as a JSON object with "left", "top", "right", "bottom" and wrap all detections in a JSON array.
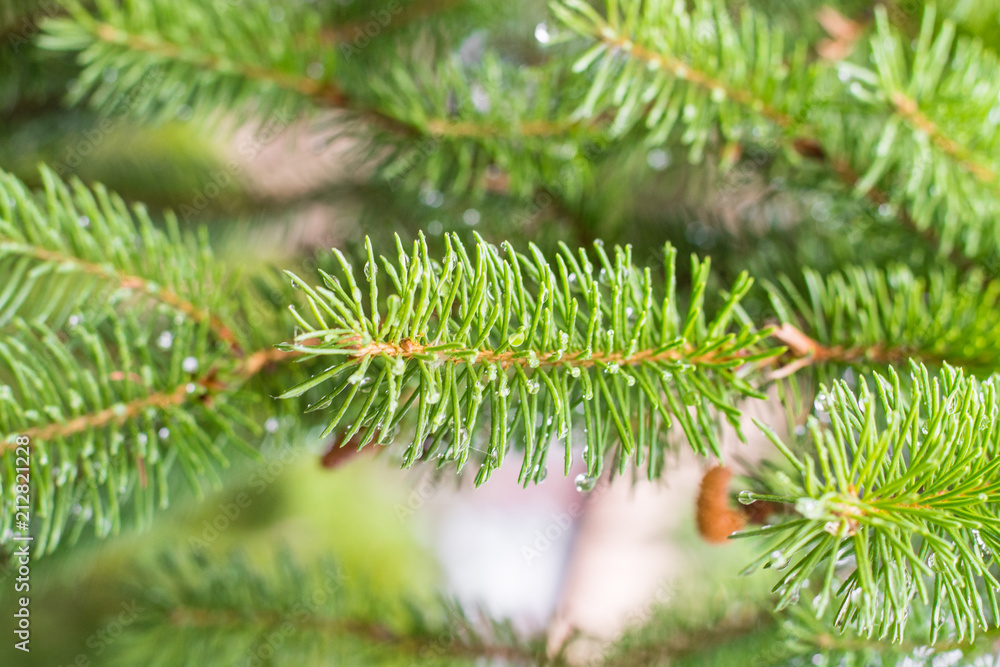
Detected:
[
  {"left": 109, "top": 549, "right": 544, "bottom": 666},
  {"left": 279, "top": 234, "right": 780, "bottom": 485},
  {"left": 551, "top": 0, "right": 809, "bottom": 160},
  {"left": 783, "top": 604, "right": 1000, "bottom": 665},
  {"left": 735, "top": 362, "right": 1000, "bottom": 643},
  {"left": 39, "top": 0, "right": 346, "bottom": 124},
  {"left": 765, "top": 265, "right": 1000, "bottom": 378},
  {"left": 831, "top": 6, "right": 1000, "bottom": 268},
  {"left": 552, "top": 0, "right": 996, "bottom": 272},
  {"left": 0, "top": 167, "right": 239, "bottom": 350},
  {"left": 0, "top": 168, "right": 319, "bottom": 553}
]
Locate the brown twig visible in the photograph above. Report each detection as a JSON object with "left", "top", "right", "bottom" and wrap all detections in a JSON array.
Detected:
[
  {"left": 891, "top": 92, "right": 999, "bottom": 186},
  {"left": 334, "top": 334, "right": 755, "bottom": 370},
  {"left": 13, "top": 243, "right": 243, "bottom": 355},
  {"left": 1, "top": 343, "right": 308, "bottom": 452}
]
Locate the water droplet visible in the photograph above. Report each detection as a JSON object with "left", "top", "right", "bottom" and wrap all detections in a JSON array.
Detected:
[
  {"left": 646, "top": 148, "right": 670, "bottom": 171},
  {"left": 796, "top": 497, "right": 825, "bottom": 519},
  {"left": 264, "top": 418, "right": 279, "bottom": 433},
  {"left": 420, "top": 188, "right": 444, "bottom": 208},
  {"left": 527, "top": 351, "right": 540, "bottom": 368},
  {"left": 68, "top": 314, "right": 81, "bottom": 326},
  {"left": 463, "top": 209, "right": 481, "bottom": 226},
  {"left": 157, "top": 331, "right": 174, "bottom": 349},
  {"left": 569, "top": 366, "right": 581, "bottom": 378},
  {"left": 182, "top": 356, "right": 199, "bottom": 373},
  {"left": 508, "top": 327, "right": 527, "bottom": 347},
  {"left": 137, "top": 433, "right": 148, "bottom": 446},
  {"left": 814, "top": 393, "right": 829, "bottom": 412},
  {"left": 575, "top": 473, "right": 597, "bottom": 492},
  {"left": 738, "top": 490, "right": 756, "bottom": 505},
  {"left": 158, "top": 427, "right": 169, "bottom": 439},
  {"left": 306, "top": 62, "right": 324, "bottom": 79},
  {"left": 534, "top": 22, "right": 551, "bottom": 44},
  {"left": 605, "top": 362, "right": 619, "bottom": 374},
  {"left": 185, "top": 383, "right": 196, "bottom": 393},
  {"left": 527, "top": 380, "right": 540, "bottom": 395}
]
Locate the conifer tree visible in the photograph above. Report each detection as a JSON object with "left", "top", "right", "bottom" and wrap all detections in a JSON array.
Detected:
[{"left": 3, "top": 0, "right": 1000, "bottom": 664}]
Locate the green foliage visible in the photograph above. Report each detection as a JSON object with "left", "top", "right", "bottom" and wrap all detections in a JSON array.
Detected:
[
  {"left": 766, "top": 265, "right": 1000, "bottom": 374},
  {"left": 108, "top": 549, "right": 543, "bottom": 666},
  {"left": 0, "top": 168, "right": 263, "bottom": 552},
  {"left": 781, "top": 604, "right": 1000, "bottom": 667},
  {"left": 6, "top": 0, "right": 1000, "bottom": 663},
  {"left": 838, "top": 6, "right": 1000, "bottom": 264},
  {"left": 0, "top": 167, "right": 231, "bottom": 331},
  {"left": 280, "top": 234, "right": 778, "bottom": 485},
  {"left": 738, "top": 362, "right": 1000, "bottom": 643},
  {"left": 552, "top": 0, "right": 811, "bottom": 161},
  {"left": 40, "top": 0, "right": 334, "bottom": 124}
]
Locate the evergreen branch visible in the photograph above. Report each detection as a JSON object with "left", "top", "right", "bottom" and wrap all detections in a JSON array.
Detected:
[
  {"left": 872, "top": 7, "right": 1000, "bottom": 190},
  {"left": 40, "top": 0, "right": 578, "bottom": 142},
  {"left": 889, "top": 93, "right": 998, "bottom": 186},
  {"left": 0, "top": 167, "right": 240, "bottom": 351},
  {"left": 0, "top": 169, "right": 320, "bottom": 553},
  {"left": 2, "top": 344, "right": 296, "bottom": 449},
  {"left": 110, "top": 549, "right": 543, "bottom": 666},
  {"left": 39, "top": 0, "right": 342, "bottom": 125},
  {"left": 783, "top": 604, "right": 1000, "bottom": 665},
  {"left": 38, "top": 0, "right": 610, "bottom": 198},
  {"left": 765, "top": 265, "right": 1000, "bottom": 377},
  {"left": 553, "top": 1, "right": 990, "bottom": 271},
  {"left": 551, "top": 0, "right": 808, "bottom": 160},
  {"left": 791, "top": 142, "right": 978, "bottom": 274},
  {"left": 736, "top": 362, "right": 1000, "bottom": 643},
  {"left": 4, "top": 241, "right": 241, "bottom": 353},
  {"left": 0, "top": 313, "right": 255, "bottom": 553},
  {"left": 835, "top": 5, "right": 1000, "bottom": 265},
  {"left": 280, "top": 234, "right": 780, "bottom": 485}
]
